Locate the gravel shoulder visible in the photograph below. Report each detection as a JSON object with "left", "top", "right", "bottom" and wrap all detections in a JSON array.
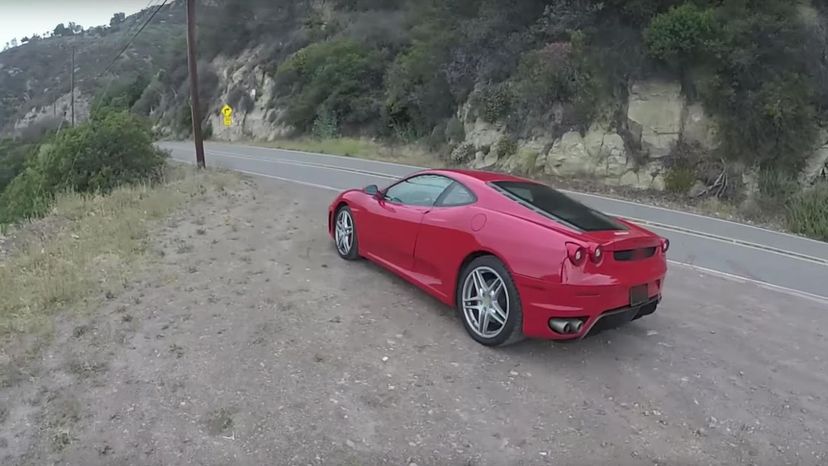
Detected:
[{"left": 1, "top": 176, "right": 826, "bottom": 466}]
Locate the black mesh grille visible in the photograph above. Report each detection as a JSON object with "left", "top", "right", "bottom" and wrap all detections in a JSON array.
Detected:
[{"left": 614, "top": 247, "right": 657, "bottom": 261}]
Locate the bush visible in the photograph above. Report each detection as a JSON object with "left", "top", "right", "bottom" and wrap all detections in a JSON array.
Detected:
[
  {"left": 275, "top": 39, "right": 386, "bottom": 132},
  {"left": 311, "top": 107, "right": 340, "bottom": 139},
  {"left": 511, "top": 39, "right": 599, "bottom": 126},
  {"left": 645, "top": 4, "right": 715, "bottom": 65},
  {"left": 0, "top": 112, "right": 166, "bottom": 223},
  {"left": 445, "top": 117, "right": 466, "bottom": 144},
  {"left": 697, "top": 3, "right": 819, "bottom": 173},
  {"left": 757, "top": 169, "right": 801, "bottom": 210},
  {"left": 494, "top": 136, "right": 518, "bottom": 158},
  {"left": 450, "top": 142, "right": 476, "bottom": 163},
  {"left": 664, "top": 166, "right": 696, "bottom": 194},
  {"left": 0, "top": 140, "right": 37, "bottom": 192},
  {"left": 786, "top": 183, "right": 828, "bottom": 241},
  {"left": 473, "top": 83, "right": 514, "bottom": 123}
]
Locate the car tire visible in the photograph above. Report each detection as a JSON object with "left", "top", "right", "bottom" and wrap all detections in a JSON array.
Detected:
[
  {"left": 456, "top": 255, "right": 524, "bottom": 347},
  {"left": 334, "top": 205, "right": 360, "bottom": 260}
]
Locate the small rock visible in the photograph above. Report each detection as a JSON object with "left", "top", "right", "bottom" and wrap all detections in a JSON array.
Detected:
[
  {"left": 345, "top": 439, "right": 356, "bottom": 449},
  {"left": 696, "top": 428, "right": 707, "bottom": 437},
  {"left": 509, "top": 370, "right": 519, "bottom": 376},
  {"left": 646, "top": 330, "right": 658, "bottom": 336},
  {"left": 382, "top": 356, "right": 389, "bottom": 362},
  {"left": 652, "top": 409, "right": 662, "bottom": 416}
]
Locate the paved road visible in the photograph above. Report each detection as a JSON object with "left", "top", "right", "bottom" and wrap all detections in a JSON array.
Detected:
[{"left": 159, "top": 140, "right": 828, "bottom": 302}]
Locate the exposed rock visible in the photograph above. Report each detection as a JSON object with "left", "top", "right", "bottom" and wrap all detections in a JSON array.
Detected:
[
  {"left": 583, "top": 123, "right": 629, "bottom": 177},
  {"left": 545, "top": 131, "right": 593, "bottom": 176},
  {"left": 803, "top": 141, "right": 828, "bottom": 184},
  {"left": 464, "top": 118, "right": 506, "bottom": 150},
  {"left": 208, "top": 49, "right": 291, "bottom": 142},
  {"left": 13, "top": 91, "right": 90, "bottom": 136},
  {"left": 583, "top": 123, "right": 609, "bottom": 158},
  {"left": 501, "top": 148, "right": 539, "bottom": 175},
  {"left": 688, "top": 180, "right": 708, "bottom": 198},
  {"left": 472, "top": 151, "right": 499, "bottom": 170},
  {"left": 682, "top": 103, "right": 718, "bottom": 151},
  {"left": 614, "top": 165, "right": 665, "bottom": 190},
  {"left": 627, "top": 80, "right": 683, "bottom": 158}
]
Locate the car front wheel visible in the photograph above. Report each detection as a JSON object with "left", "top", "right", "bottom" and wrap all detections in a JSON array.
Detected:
[
  {"left": 334, "top": 206, "right": 359, "bottom": 260},
  {"left": 457, "top": 256, "right": 524, "bottom": 347}
]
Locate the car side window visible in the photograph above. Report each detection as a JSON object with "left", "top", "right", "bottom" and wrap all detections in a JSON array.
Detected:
[
  {"left": 436, "top": 182, "right": 476, "bottom": 207},
  {"left": 383, "top": 175, "right": 453, "bottom": 207}
]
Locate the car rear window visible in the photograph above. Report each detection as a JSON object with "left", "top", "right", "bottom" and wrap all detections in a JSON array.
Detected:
[{"left": 491, "top": 181, "right": 625, "bottom": 232}]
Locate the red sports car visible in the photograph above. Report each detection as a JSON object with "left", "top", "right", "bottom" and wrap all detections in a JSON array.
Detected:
[{"left": 327, "top": 169, "right": 669, "bottom": 347}]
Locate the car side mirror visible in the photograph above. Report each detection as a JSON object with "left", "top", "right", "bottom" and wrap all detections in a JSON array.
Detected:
[{"left": 363, "top": 184, "right": 380, "bottom": 197}]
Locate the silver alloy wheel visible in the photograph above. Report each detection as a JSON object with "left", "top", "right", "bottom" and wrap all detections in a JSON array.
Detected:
[
  {"left": 462, "top": 266, "right": 509, "bottom": 338},
  {"left": 335, "top": 209, "right": 354, "bottom": 256}
]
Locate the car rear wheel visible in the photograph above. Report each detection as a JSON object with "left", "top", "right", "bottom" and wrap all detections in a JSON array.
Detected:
[
  {"left": 334, "top": 206, "right": 359, "bottom": 260},
  {"left": 457, "top": 256, "right": 524, "bottom": 347}
]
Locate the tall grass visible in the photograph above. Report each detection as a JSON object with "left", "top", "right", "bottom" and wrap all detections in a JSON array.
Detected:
[
  {"left": 259, "top": 137, "right": 444, "bottom": 167},
  {"left": 786, "top": 183, "right": 828, "bottom": 241},
  {"left": 0, "top": 167, "right": 238, "bottom": 339}
]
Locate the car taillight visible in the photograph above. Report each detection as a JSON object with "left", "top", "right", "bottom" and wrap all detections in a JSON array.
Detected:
[
  {"left": 591, "top": 246, "right": 603, "bottom": 263},
  {"left": 566, "top": 242, "right": 587, "bottom": 266}
]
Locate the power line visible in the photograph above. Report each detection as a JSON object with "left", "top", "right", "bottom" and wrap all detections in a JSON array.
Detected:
[{"left": 97, "top": 0, "right": 169, "bottom": 78}]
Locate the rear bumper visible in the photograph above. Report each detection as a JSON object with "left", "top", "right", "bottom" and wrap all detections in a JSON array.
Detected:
[{"left": 516, "top": 274, "right": 665, "bottom": 340}]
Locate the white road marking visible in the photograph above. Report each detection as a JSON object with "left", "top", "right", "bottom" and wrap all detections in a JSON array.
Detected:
[
  {"left": 668, "top": 261, "right": 828, "bottom": 305},
  {"left": 170, "top": 152, "right": 828, "bottom": 304},
  {"left": 178, "top": 146, "right": 827, "bottom": 266},
  {"left": 195, "top": 140, "right": 827, "bottom": 247}
]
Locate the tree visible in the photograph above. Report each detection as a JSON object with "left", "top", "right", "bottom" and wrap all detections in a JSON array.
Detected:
[
  {"left": 110, "top": 12, "right": 126, "bottom": 28},
  {"left": 53, "top": 23, "right": 71, "bottom": 37},
  {"left": 9, "top": 38, "right": 18, "bottom": 48},
  {"left": 68, "top": 22, "right": 84, "bottom": 34},
  {"left": 21, "top": 36, "right": 29, "bottom": 44}
]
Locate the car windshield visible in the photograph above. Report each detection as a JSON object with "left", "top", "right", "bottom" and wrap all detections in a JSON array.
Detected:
[{"left": 491, "top": 181, "right": 625, "bottom": 232}]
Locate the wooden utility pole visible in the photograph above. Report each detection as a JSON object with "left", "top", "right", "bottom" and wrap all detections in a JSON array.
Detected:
[
  {"left": 70, "top": 46, "right": 75, "bottom": 127},
  {"left": 186, "top": 0, "right": 206, "bottom": 168}
]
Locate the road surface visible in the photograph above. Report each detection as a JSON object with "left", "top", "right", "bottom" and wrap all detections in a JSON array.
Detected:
[{"left": 159, "top": 140, "right": 828, "bottom": 303}]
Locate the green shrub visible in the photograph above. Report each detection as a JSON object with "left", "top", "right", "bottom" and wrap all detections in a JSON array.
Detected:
[
  {"left": 645, "top": 4, "right": 715, "bottom": 65},
  {"left": 275, "top": 39, "right": 386, "bottom": 132},
  {"left": 0, "top": 140, "right": 36, "bottom": 192},
  {"left": 664, "top": 165, "right": 697, "bottom": 194},
  {"left": 757, "top": 169, "right": 801, "bottom": 210},
  {"left": 512, "top": 39, "right": 599, "bottom": 125},
  {"left": 698, "top": 3, "right": 819, "bottom": 173},
  {"left": 450, "top": 142, "right": 476, "bottom": 164},
  {"left": 474, "top": 83, "right": 514, "bottom": 123},
  {"left": 383, "top": 26, "right": 457, "bottom": 138},
  {"left": 494, "top": 136, "right": 518, "bottom": 158},
  {"left": 444, "top": 117, "right": 465, "bottom": 144},
  {"left": 0, "top": 112, "right": 166, "bottom": 224},
  {"left": 786, "top": 183, "right": 828, "bottom": 241},
  {"left": 311, "top": 107, "right": 340, "bottom": 139}
]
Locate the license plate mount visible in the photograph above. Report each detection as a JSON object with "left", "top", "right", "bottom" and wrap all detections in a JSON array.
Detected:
[{"left": 630, "top": 285, "right": 648, "bottom": 307}]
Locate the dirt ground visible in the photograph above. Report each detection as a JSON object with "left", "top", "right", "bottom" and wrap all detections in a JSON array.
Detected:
[{"left": 1, "top": 176, "right": 827, "bottom": 466}]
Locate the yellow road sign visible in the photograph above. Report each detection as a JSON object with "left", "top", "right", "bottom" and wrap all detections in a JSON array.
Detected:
[{"left": 221, "top": 104, "right": 233, "bottom": 127}]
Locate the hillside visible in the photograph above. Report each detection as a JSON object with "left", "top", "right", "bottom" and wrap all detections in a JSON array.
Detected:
[
  {"left": 2, "top": 0, "right": 828, "bottom": 237},
  {"left": 0, "top": 1, "right": 185, "bottom": 136}
]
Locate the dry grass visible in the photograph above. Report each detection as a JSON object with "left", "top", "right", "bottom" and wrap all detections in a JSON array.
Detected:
[
  {"left": 256, "top": 137, "right": 444, "bottom": 168},
  {"left": 0, "top": 166, "right": 239, "bottom": 341}
]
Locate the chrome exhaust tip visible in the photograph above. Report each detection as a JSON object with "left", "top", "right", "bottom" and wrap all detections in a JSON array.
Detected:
[{"left": 549, "top": 319, "right": 583, "bottom": 335}]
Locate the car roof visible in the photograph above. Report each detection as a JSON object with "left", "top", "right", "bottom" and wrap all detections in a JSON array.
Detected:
[{"left": 423, "top": 168, "right": 533, "bottom": 184}]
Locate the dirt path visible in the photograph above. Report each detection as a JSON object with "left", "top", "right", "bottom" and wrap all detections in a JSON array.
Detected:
[{"left": 1, "top": 177, "right": 826, "bottom": 466}]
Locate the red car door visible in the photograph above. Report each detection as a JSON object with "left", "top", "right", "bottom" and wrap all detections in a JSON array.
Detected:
[
  {"left": 413, "top": 181, "right": 479, "bottom": 300},
  {"left": 365, "top": 175, "right": 454, "bottom": 271}
]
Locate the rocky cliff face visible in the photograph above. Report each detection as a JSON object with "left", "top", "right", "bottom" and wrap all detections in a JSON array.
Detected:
[{"left": 12, "top": 91, "right": 90, "bottom": 138}]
